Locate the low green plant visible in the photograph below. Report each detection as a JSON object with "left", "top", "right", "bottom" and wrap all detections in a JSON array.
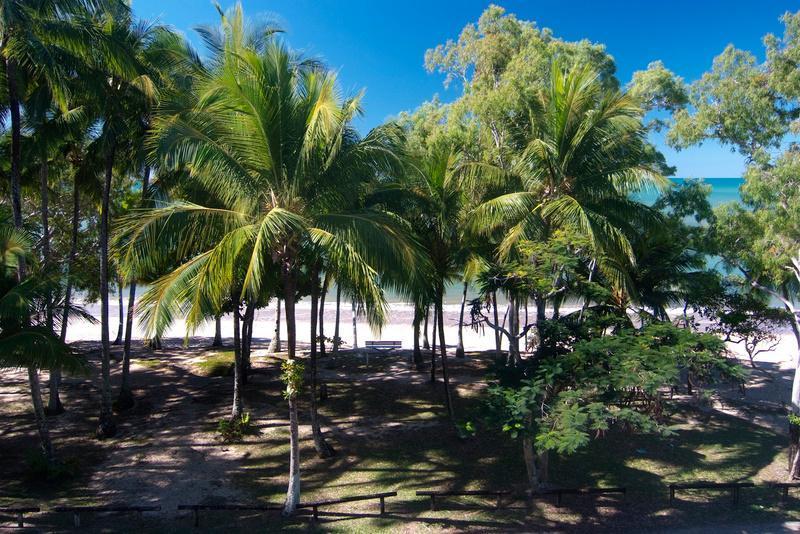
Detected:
[{"left": 217, "top": 412, "right": 254, "bottom": 442}]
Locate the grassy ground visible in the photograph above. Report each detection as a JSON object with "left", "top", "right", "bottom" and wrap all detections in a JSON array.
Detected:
[{"left": 0, "top": 344, "right": 797, "bottom": 532}]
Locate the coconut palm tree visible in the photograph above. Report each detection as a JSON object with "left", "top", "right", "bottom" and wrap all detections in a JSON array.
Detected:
[
  {"left": 0, "top": 219, "right": 89, "bottom": 462},
  {"left": 117, "top": 5, "right": 419, "bottom": 515},
  {"left": 472, "top": 63, "right": 666, "bottom": 269}
]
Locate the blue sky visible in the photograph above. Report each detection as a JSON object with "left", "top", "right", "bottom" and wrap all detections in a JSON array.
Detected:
[{"left": 131, "top": 0, "right": 795, "bottom": 177}]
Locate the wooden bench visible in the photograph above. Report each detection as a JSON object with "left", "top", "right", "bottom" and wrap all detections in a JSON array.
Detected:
[
  {"left": 364, "top": 340, "right": 401, "bottom": 363},
  {"left": 0, "top": 506, "right": 40, "bottom": 528},
  {"left": 177, "top": 503, "right": 281, "bottom": 527},
  {"left": 298, "top": 491, "right": 396, "bottom": 519},
  {"left": 769, "top": 481, "right": 800, "bottom": 503},
  {"left": 53, "top": 505, "right": 161, "bottom": 527},
  {"left": 528, "top": 487, "right": 626, "bottom": 508},
  {"left": 416, "top": 490, "right": 512, "bottom": 511},
  {"left": 668, "top": 481, "right": 754, "bottom": 506}
]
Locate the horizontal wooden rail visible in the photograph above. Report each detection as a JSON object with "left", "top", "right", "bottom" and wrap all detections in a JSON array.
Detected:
[
  {"left": 416, "top": 490, "right": 512, "bottom": 511},
  {"left": 53, "top": 505, "right": 161, "bottom": 527},
  {"left": 0, "top": 506, "right": 40, "bottom": 528},
  {"left": 528, "top": 487, "right": 626, "bottom": 508},
  {"left": 298, "top": 491, "right": 397, "bottom": 519},
  {"left": 668, "top": 481, "right": 754, "bottom": 507},
  {"left": 767, "top": 481, "right": 800, "bottom": 503}
]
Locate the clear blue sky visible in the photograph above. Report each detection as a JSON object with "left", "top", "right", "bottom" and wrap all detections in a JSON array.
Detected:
[{"left": 131, "top": 0, "right": 795, "bottom": 177}]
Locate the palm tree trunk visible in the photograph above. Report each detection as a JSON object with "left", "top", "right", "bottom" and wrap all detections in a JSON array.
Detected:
[
  {"left": 492, "top": 291, "right": 501, "bottom": 357},
  {"left": 118, "top": 166, "right": 150, "bottom": 409},
  {"left": 241, "top": 304, "right": 255, "bottom": 385},
  {"left": 282, "top": 270, "right": 301, "bottom": 516},
  {"left": 50, "top": 181, "right": 80, "bottom": 414},
  {"left": 351, "top": 298, "right": 358, "bottom": 349},
  {"left": 113, "top": 276, "right": 124, "bottom": 345},
  {"left": 508, "top": 297, "right": 521, "bottom": 366},
  {"left": 413, "top": 306, "right": 424, "bottom": 371},
  {"left": 318, "top": 272, "right": 329, "bottom": 358},
  {"left": 5, "top": 56, "right": 23, "bottom": 234},
  {"left": 430, "top": 304, "right": 437, "bottom": 383},
  {"left": 309, "top": 271, "right": 334, "bottom": 458},
  {"left": 456, "top": 281, "right": 467, "bottom": 358},
  {"left": 29, "top": 367, "right": 54, "bottom": 462},
  {"left": 40, "top": 162, "right": 52, "bottom": 329},
  {"left": 332, "top": 286, "right": 341, "bottom": 356},
  {"left": 423, "top": 306, "right": 430, "bottom": 350},
  {"left": 97, "top": 143, "right": 117, "bottom": 439},
  {"left": 437, "top": 292, "right": 455, "bottom": 423},
  {"left": 522, "top": 413, "right": 540, "bottom": 491},
  {"left": 212, "top": 315, "right": 223, "bottom": 347},
  {"left": 268, "top": 299, "right": 281, "bottom": 352},
  {"left": 231, "top": 305, "right": 243, "bottom": 420}
]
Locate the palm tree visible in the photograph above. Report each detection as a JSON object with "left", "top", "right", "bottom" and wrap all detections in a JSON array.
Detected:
[
  {"left": 471, "top": 63, "right": 667, "bottom": 327},
  {"left": 0, "top": 219, "right": 89, "bottom": 462},
  {"left": 117, "top": 5, "right": 418, "bottom": 515}
]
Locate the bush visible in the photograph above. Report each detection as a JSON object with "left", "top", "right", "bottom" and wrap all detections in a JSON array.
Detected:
[
  {"left": 25, "top": 450, "right": 79, "bottom": 482},
  {"left": 196, "top": 352, "right": 235, "bottom": 377},
  {"left": 217, "top": 412, "right": 254, "bottom": 442}
]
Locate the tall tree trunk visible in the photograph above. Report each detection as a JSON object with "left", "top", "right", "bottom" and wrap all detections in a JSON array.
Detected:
[
  {"left": 492, "top": 291, "right": 501, "bottom": 357},
  {"left": 29, "top": 367, "right": 55, "bottom": 462},
  {"left": 437, "top": 292, "right": 455, "bottom": 424},
  {"left": 96, "top": 143, "right": 117, "bottom": 439},
  {"left": 241, "top": 304, "right": 255, "bottom": 385},
  {"left": 507, "top": 297, "right": 521, "bottom": 366},
  {"left": 332, "top": 285, "right": 341, "bottom": 356},
  {"left": 318, "top": 272, "right": 329, "bottom": 358},
  {"left": 351, "top": 298, "right": 358, "bottom": 349},
  {"left": 118, "top": 165, "right": 150, "bottom": 410},
  {"left": 282, "top": 270, "right": 301, "bottom": 516},
  {"left": 6, "top": 57, "right": 23, "bottom": 234},
  {"left": 413, "top": 306, "right": 424, "bottom": 371},
  {"left": 231, "top": 305, "right": 243, "bottom": 420},
  {"left": 456, "top": 281, "right": 467, "bottom": 358},
  {"left": 430, "top": 304, "right": 437, "bottom": 383},
  {"left": 113, "top": 276, "right": 124, "bottom": 345},
  {"left": 40, "top": 162, "right": 52, "bottom": 329},
  {"left": 423, "top": 306, "right": 430, "bottom": 350},
  {"left": 309, "top": 270, "right": 334, "bottom": 458},
  {"left": 49, "top": 180, "right": 79, "bottom": 415},
  {"left": 212, "top": 315, "right": 223, "bottom": 347},
  {"left": 268, "top": 299, "right": 281, "bottom": 353},
  {"left": 522, "top": 413, "right": 540, "bottom": 492}
]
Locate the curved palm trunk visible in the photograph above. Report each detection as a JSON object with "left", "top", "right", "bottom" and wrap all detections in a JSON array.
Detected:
[
  {"left": 507, "top": 297, "right": 521, "bottom": 366},
  {"left": 332, "top": 286, "right": 341, "bottom": 356},
  {"left": 309, "top": 272, "right": 334, "bottom": 458},
  {"left": 351, "top": 298, "right": 358, "bottom": 349},
  {"left": 282, "top": 270, "right": 301, "bottom": 516},
  {"left": 268, "top": 299, "right": 281, "bottom": 353},
  {"left": 6, "top": 57, "right": 23, "bottom": 233},
  {"left": 97, "top": 143, "right": 117, "bottom": 439},
  {"left": 50, "top": 180, "right": 79, "bottom": 414},
  {"left": 231, "top": 305, "right": 243, "bottom": 420},
  {"left": 212, "top": 315, "right": 223, "bottom": 347},
  {"left": 437, "top": 292, "right": 455, "bottom": 424},
  {"left": 318, "top": 273, "right": 329, "bottom": 358},
  {"left": 413, "top": 306, "right": 424, "bottom": 371},
  {"left": 456, "top": 281, "right": 467, "bottom": 359},
  {"left": 118, "top": 167, "right": 151, "bottom": 409},
  {"left": 430, "top": 305, "right": 437, "bottom": 383},
  {"left": 29, "top": 367, "right": 54, "bottom": 462},
  {"left": 113, "top": 277, "right": 124, "bottom": 345},
  {"left": 423, "top": 307, "right": 430, "bottom": 350},
  {"left": 492, "top": 291, "right": 501, "bottom": 357},
  {"left": 240, "top": 304, "right": 255, "bottom": 385}
]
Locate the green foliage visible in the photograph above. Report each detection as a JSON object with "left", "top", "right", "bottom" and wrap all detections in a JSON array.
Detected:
[
  {"left": 217, "top": 412, "right": 254, "bottom": 442},
  {"left": 281, "top": 359, "right": 304, "bottom": 400},
  {"left": 482, "top": 322, "right": 741, "bottom": 456}
]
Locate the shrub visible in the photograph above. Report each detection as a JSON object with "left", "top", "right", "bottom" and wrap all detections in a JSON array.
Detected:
[{"left": 217, "top": 412, "right": 254, "bottom": 442}]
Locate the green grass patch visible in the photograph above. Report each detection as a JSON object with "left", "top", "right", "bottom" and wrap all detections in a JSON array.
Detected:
[{"left": 196, "top": 351, "right": 235, "bottom": 377}]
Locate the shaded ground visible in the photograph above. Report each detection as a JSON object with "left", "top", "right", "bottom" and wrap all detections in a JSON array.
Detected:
[{"left": 1, "top": 339, "right": 799, "bottom": 532}]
